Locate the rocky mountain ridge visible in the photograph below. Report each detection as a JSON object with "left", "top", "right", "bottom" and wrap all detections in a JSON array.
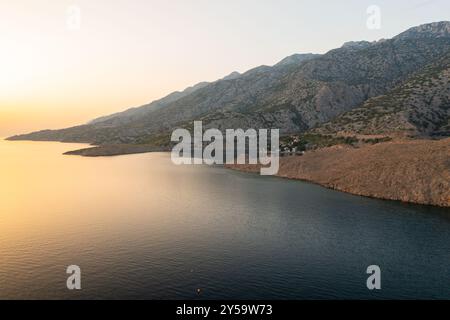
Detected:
[
  {"left": 8, "top": 22, "right": 450, "bottom": 147},
  {"left": 315, "top": 51, "right": 450, "bottom": 137}
]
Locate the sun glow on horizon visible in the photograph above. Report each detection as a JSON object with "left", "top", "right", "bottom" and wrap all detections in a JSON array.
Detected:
[
  {"left": 0, "top": 36, "right": 36, "bottom": 98},
  {"left": 1, "top": 0, "right": 450, "bottom": 137}
]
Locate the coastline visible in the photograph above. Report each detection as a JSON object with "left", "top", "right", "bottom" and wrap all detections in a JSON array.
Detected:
[
  {"left": 227, "top": 138, "right": 450, "bottom": 208},
  {"left": 63, "top": 144, "right": 170, "bottom": 157},
  {"left": 7, "top": 137, "right": 450, "bottom": 207}
]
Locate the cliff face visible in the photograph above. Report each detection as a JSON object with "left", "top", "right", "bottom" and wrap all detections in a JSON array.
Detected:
[{"left": 229, "top": 138, "right": 450, "bottom": 207}]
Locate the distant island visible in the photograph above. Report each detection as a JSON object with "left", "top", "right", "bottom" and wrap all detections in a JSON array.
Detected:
[{"left": 7, "top": 22, "right": 450, "bottom": 207}]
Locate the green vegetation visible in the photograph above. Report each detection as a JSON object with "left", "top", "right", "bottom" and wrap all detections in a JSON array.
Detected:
[
  {"left": 135, "top": 133, "right": 171, "bottom": 146},
  {"left": 280, "top": 134, "right": 393, "bottom": 151},
  {"left": 281, "top": 133, "right": 359, "bottom": 151},
  {"left": 361, "top": 137, "right": 393, "bottom": 144}
]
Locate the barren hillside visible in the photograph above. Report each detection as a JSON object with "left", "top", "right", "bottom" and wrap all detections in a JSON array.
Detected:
[{"left": 229, "top": 138, "right": 450, "bottom": 207}]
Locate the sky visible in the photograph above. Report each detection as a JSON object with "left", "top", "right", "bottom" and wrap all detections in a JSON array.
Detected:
[{"left": 0, "top": 0, "right": 449, "bottom": 137}]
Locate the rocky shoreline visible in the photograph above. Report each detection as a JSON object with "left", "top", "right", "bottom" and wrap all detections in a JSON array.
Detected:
[
  {"left": 227, "top": 139, "right": 450, "bottom": 208},
  {"left": 46, "top": 137, "right": 450, "bottom": 207},
  {"left": 64, "top": 144, "right": 170, "bottom": 157}
]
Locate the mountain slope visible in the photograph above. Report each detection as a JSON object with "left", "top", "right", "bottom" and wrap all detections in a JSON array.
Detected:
[
  {"left": 8, "top": 22, "right": 450, "bottom": 146},
  {"left": 394, "top": 21, "right": 450, "bottom": 40},
  {"left": 89, "top": 81, "right": 210, "bottom": 126},
  {"left": 274, "top": 53, "right": 321, "bottom": 67},
  {"left": 315, "top": 52, "right": 450, "bottom": 137},
  {"left": 88, "top": 53, "right": 320, "bottom": 130},
  {"left": 229, "top": 138, "right": 450, "bottom": 207}
]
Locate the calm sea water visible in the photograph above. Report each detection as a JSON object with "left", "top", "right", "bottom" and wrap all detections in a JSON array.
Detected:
[{"left": 0, "top": 140, "right": 449, "bottom": 300}]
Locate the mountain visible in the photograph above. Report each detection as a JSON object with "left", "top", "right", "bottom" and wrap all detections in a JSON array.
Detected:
[
  {"left": 341, "top": 41, "right": 374, "bottom": 50},
  {"left": 91, "top": 54, "right": 319, "bottom": 131},
  {"left": 8, "top": 22, "right": 450, "bottom": 148},
  {"left": 315, "top": 51, "right": 450, "bottom": 137},
  {"left": 89, "top": 81, "right": 210, "bottom": 126},
  {"left": 88, "top": 72, "right": 243, "bottom": 127},
  {"left": 274, "top": 53, "right": 321, "bottom": 67},
  {"left": 394, "top": 21, "right": 450, "bottom": 40}
]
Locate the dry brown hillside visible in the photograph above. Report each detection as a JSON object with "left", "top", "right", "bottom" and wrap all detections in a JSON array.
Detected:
[{"left": 229, "top": 138, "right": 450, "bottom": 207}]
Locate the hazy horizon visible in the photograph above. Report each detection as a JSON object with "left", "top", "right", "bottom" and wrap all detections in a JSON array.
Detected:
[{"left": 1, "top": 0, "right": 450, "bottom": 137}]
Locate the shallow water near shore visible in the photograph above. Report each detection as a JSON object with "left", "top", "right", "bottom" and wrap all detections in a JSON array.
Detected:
[{"left": 0, "top": 139, "right": 449, "bottom": 299}]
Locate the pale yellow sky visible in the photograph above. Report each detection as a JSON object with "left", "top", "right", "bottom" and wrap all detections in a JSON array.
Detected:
[{"left": 1, "top": 0, "right": 449, "bottom": 137}]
